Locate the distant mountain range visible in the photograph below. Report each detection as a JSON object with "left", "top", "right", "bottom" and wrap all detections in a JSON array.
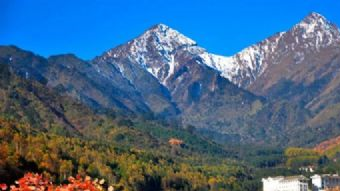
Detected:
[{"left": 1, "top": 12, "right": 340, "bottom": 146}]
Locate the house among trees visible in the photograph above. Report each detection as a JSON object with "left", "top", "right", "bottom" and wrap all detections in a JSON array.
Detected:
[{"left": 262, "top": 175, "right": 308, "bottom": 191}]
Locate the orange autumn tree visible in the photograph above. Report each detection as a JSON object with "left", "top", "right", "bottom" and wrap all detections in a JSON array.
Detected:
[
  {"left": 168, "top": 138, "right": 184, "bottom": 146},
  {"left": 169, "top": 138, "right": 184, "bottom": 156},
  {"left": 0, "top": 173, "right": 107, "bottom": 191}
]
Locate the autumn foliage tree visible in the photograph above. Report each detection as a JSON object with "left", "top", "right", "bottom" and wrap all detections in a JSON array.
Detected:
[{"left": 0, "top": 173, "right": 106, "bottom": 191}]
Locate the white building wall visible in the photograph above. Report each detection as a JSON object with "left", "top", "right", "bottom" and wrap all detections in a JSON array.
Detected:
[
  {"left": 263, "top": 177, "right": 308, "bottom": 191},
  {"left": 312, "top": 174, "right": 340, "bottom": 191},
  {"left": 311, "top": 175, "right": 323, "bottom": 191},
  {"left": 263, "top": 178, "right": 280, "bottom": 191}
]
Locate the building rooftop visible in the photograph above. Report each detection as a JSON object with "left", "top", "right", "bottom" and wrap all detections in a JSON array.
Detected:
[
  {"left": 311, "top": 174, "right": 340, "bottom": 178},
  {"left": 263, "top": 175, "right": 308, "bottom": 181}
]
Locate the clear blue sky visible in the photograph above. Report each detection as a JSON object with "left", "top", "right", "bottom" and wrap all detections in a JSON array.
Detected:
[{"left": 1, "top": 0, "right": 339, "bottom": 60}]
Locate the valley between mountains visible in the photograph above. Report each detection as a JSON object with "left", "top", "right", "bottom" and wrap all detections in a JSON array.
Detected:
[{"left": 1, "top": 12, "right": 340, "bottom": 191}]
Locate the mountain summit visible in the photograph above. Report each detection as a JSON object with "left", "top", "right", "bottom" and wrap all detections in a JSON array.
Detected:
[
  {"left": 103, "top": 23, "right": 198, "bottom": 85},
  {"left": 245, "top": 12, "right": 340, "bottom": 95},
  {"left": 202, "top": 12, "right": 340, "bottom": 88},
  {"left": 292, "top": 12, "right": 340, "bottom": 48}
]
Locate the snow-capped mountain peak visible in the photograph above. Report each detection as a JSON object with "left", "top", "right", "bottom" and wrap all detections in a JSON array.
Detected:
[
  {"left": 202, "top": 12, "right": 340, "bottom": 88},
  {"left": 103, "top": 23, "right": 199, "bottom": 85},
  {"left": 299, "top": 12, "right": 332, "bottom": 30},
  {"left": 147, "top": 23, "right": 197, "bottom": 47},
  {"left": 292, "top": 12, "right": 340, "bottom": 47},
  {"left": 130, "top": 23, "right": 197, "bottom": 57}
]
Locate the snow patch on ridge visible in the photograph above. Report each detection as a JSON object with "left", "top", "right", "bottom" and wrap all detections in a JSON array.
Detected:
[{"left": 199, "top": 32, "right": 284, "bottom": 87}]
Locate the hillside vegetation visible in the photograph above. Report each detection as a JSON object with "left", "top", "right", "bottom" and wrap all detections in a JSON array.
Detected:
[{"left": 0, "top": 63, "right": 261, "bottom": 190}]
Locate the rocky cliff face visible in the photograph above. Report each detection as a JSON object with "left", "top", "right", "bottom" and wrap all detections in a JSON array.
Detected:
[{"left": 95, "top": 23, "right": 261, "bottom": 133}]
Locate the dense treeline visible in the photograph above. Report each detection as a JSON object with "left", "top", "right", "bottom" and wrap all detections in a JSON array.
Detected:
[
  {"left": 0, "top": 118, "right": 258, "bottom": 191},
  {"left": 283, "top": 147, "right": 340, "bottom": 175},
  {"left": 284, "top": 147, "right": 321, "bottom": 168}
]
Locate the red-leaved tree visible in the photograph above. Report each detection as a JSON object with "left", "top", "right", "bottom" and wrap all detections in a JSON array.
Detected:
[{"left": 0, "top": 173, "right": 106, "bottom": 191}]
